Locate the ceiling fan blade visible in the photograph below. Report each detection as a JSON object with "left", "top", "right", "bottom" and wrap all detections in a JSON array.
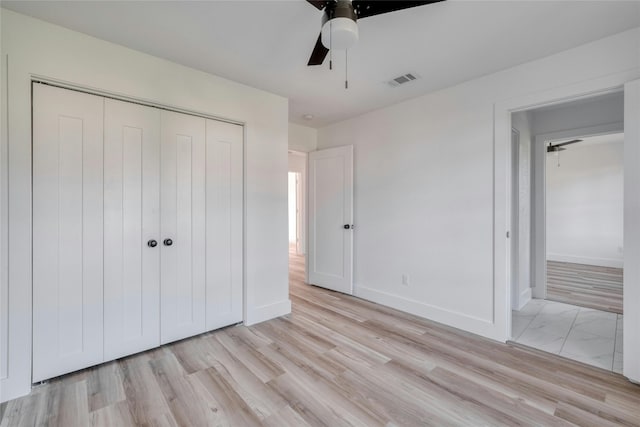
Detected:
[
  {"left": 306, "top": 0, "right": 329, "bottom": 10},
  {"left": 308, "top": 33, "right": 329, "bottom": 66},
  {"left": 547, "top": 146, "right": 567, "bottom": 153},
  {"left": 353, "top": 0, "right": 444, "bottom": 19},
  {"left": 554, "top": 139, "right": 582, "bottom": 147}
]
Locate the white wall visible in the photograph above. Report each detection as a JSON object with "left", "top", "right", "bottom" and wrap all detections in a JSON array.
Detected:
[
  {"left": 289, "top": 122, "right": 317, "bottom": 152},
  {"left": 511, "top": 112, "right": 533, "bottom": 309},
  {"left": 546, "top": 138, "right": 624, "bottom": 267},
  {"left": 317, "top": 27, "right": 639, "bottom": 341},
  {"left": 0, "top": 9, "right": 290, "bottom": 402}
]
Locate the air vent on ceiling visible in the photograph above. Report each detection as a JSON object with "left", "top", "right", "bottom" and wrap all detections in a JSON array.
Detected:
[{"left": 387, "top": 73, "right": 419, "bottom": 87}]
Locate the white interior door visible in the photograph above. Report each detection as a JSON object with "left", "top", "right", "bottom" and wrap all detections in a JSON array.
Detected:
[
  {"left": 32, "top": 84, "right": 104, "bottom": 382},
  {"left": 104, "top": 99, "right": 161, "bottom": 360},
  {"left": 160, "top": 110, "right": 207, "bottom": 344},
  {"left": 308, "top": 145, "right": 354, "bottom": 294},
  {"left": 205, "top": 119, "right": 243, "bottom": 330}
]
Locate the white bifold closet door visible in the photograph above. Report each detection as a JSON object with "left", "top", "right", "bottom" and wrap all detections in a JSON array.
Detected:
[
  {"left": 32, "top": 85, "right": 105, "bottom": 382},
  {"left": 103, "top": 99, "right": 161, "bottom": 360},
  {"left": 33, "top": 84, "right": 244, "bottom": 381},
  {"left": 160, "top": 111, "right": 207, "bottom": 344}
]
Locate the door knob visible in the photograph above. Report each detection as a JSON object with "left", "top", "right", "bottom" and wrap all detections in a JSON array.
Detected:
[
  {"left": 147, "top": 239, "right": 158, "bottom": 248},
  {"left": 163, "top": 238, "right": 173, "bottom": 246},
  {"left": 343, "top": 224, "right": 350, "bottom": 230}
]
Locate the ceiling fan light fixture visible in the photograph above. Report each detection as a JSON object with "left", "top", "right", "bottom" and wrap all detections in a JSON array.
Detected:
[{"left": 321, "top": 17, "right": 359, "bottom": 50}]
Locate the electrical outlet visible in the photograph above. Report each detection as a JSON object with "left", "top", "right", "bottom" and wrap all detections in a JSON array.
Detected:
[{"left": 402, "top": 274, "right": 409, "bottom": 286}]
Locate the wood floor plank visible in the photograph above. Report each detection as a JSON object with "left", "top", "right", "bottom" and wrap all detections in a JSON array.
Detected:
[
  {"left": 1, "top": 247, "right": 639, "bottom": 426},
  {"left": 86, "top": 361, "right": 126, "bottom": 413},
  {"left": 191, "top": 367, "right": 264, "bottom": 427},
  {"left": 89, "top": 401, "right": 137, "bottom": 427},
  {"left": 547, "top": 261, "right": 623, "bottom": 313},
  {"left": 119, "top": 354, "right": 177, "bottom": 426},
  {"left": 149, "top": 352, "right": 225, "bottom": 426},
  {"left": 216, "top": 329, "right": 285, "bottom": 383},
  {"left": 261, "top": 404, "right": 312, "bottom": 427}
]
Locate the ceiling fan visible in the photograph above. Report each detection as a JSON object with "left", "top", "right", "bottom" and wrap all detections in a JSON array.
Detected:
[
  {"left": 306, "top": 0, "right": 445, "bottom": 67},
  {"left": 547, "top": 139, "right": 582, "bottom": 153}
]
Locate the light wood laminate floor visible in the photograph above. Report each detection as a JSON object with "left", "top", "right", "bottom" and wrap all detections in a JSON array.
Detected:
[
  {"left": 547, "top": 261, "right": 623, "bottom": 314},
  {"left": 1, "top": 250, "right": 639, "bottom": 426}
]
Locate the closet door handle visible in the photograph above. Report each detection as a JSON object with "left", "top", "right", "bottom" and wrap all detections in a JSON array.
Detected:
[
  {"left": 147, "top": 239, "right": 158, "bottom": 248},
  {"left": 163, "top": 238, "right": 173, "bottom": 246}
]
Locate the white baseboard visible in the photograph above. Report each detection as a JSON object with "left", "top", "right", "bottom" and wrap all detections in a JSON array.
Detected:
[
  {"left": 517, "top": 288, "right": 532, "bottom": 310},
  {"left": 354, "top": 285, "right": 502, "bottom": 341},
  {"left": 547, "top": 253, "right": 623, "bottom": 268},
  {"left": 245, "top": 299, "right": 291, "bottom": 326}
]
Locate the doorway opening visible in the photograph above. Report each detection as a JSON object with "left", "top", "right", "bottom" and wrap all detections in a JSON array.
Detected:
[
  {"left": 288, "top": 151, "right": 307, "bottom": 291},
  {"left": 509, "top": 91, "right": 625, "bottom": 373},
  {"left": 288, "top": 171, "right": 302, "bottom": 255}
]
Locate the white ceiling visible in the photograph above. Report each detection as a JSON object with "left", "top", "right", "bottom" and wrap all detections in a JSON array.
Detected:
[{"left": 3, "top": 1, "right": 639, "bottom": 127}]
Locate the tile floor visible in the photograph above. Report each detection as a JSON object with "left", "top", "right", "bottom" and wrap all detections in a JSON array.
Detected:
[{"left": 512, "top": 299, "right": 623, "bottom": 373}]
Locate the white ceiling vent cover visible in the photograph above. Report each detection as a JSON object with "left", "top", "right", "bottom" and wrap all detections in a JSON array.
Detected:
[{"left": 387, "top": 73, "right": 419, "bottom": 87}]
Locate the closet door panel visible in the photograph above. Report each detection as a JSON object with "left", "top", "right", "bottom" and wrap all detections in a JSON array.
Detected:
[
  {"left": 104, "top": 99, "right": 161, "bottom": 360},
  {"left": 32, "top": 84, "right": 104, "bottom": 382},
  {"left": 205, "top": 120, "right": 243, "bottom": 330},
  {"left": 161, "top": 111, "right": 206, "bottom": 344}
]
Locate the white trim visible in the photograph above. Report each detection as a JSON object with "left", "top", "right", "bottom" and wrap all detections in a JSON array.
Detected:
[
  {"left": 31, "top": 77, "right": 245, "bottom": 126},
  {"left": 510, "top": 128, "right": 521, "bottom": 311},
  {"left": 0, "top": 51, "right": 8, "bottom": 385},
  {"left": 244, "top": 299, "right": 292, "bottom": 326},
  {"left": 546, "top": 253, "right": 623, "bottom": 269},
  {"left": 531, "top": 137, "right": 547, "bottom": 298},
  {"left": 517, "top": 288, "right": 532, "bottom": 311},
  {"left": 305, "top": 152, "right": 310, "bottom": 285},
  {"left": 623, "top": 79, "right": 640, "bottom": 383},
  {"left": 354, "top": 285, "right": 503, "bottom": 341},
  {"left": 494, "top": 69, "right": 639, "bottom": 347}
]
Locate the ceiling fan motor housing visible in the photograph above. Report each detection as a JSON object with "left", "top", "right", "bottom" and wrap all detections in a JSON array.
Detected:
[{"left": 321, "top": 1, "right": 359, "bottom": 50}]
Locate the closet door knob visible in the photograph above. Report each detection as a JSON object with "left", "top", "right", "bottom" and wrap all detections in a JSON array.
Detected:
[
  {"left": 163, "top": 238, "right": 173, "bottom": 246},
  {"left": 147, "top": 240, "right": 158, "bottom": 248}
]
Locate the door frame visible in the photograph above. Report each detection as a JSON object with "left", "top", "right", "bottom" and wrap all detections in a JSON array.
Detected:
[
  {"left": 494, "top": 70, "right": 640, "bottom": 382},
  {"left": 510, "top": 128, "right": 520, "bottom": 310},
  {"left": 531, "top": 123, "right": 624, "bottom": 300},
  {"left": 288, "top": 150, "right": 309, "bottom": 277},
  {"left": 287, "top": 170, "right": 303, "bottom": 255}
]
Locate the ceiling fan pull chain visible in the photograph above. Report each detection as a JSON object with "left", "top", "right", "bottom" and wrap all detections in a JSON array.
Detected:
[
  {"left": 329, "top": 20, "right": 333, "bottom": 70},
  {"left": 345, "top": 49, "right": 349, "bottom": 89}
]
